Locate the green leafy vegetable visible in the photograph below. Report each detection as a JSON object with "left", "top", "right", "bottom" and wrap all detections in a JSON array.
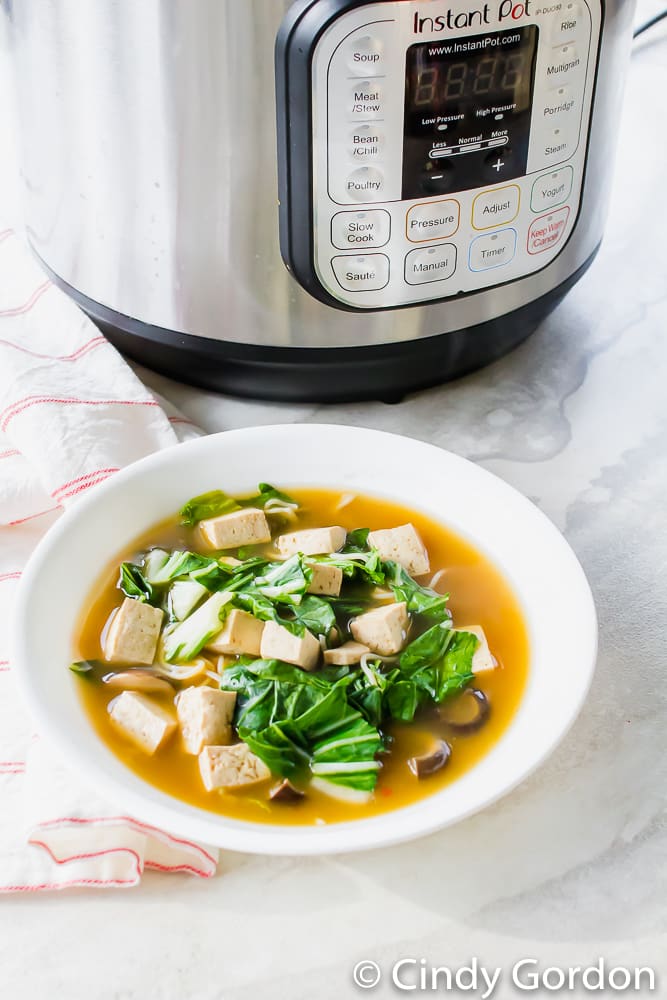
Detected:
[
  {"left": 386, "top": 561, "right": 450, "bottom": 621},
  {"left": 399, "top": 622, "right": 476, "bottom": 703},
  {"left": 119, "top": 563, "right": 155, "bottom": 604},
  {"left": 169, "top": 579, "right": 208, "bottom": 621},
  {"left": 290, "top": 595, "right": 336, "bottom": 637},
  {"left": 180, "top": 490, "right": 241, "bottom": 527},
  {"left": 253, "top": 555, "right": 312, "bottom": 604},
  {"left": 242, "top": 483, "right": 298, "bottom": 510},
  {"left": 162, "top": 591, "right": 233, "bottom": 662},
  {"left": 69, "top": 659, "right": 106, "bottom": 678}
]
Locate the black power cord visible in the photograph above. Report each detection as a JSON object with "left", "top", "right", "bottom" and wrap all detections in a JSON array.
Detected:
[{"left": 634, "top": 8, "right": 667, "bottom": 38}]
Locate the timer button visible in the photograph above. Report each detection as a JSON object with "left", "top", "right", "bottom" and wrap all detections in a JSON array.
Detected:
[
  {"left": 469, "top": 229, "right": 517, "bottom": 272},
  {"left": 331, "top": 210, "right": 391, "bottom": 250},
  {"left": 349, "top": 125, "right": 385, "bottom": 163},
  {"left": 405, "top": 245, "right": 457, "bottom": 285},
  {"left": 344, "top": 166, "right": 385, "bottom": 202},
  {"left": 348, "top": 81, "right": 384, "bottom": 121},
  {"left": 346, "top": 34, "right": 385, "bottom": 76},
  {"left": 331, "top": 254, "right": 390, "bottom": 292}
]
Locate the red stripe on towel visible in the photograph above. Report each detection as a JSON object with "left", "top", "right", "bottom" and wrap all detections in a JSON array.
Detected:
[
  {"left": 0, "top": 449, "right": 20, "bottom": 460},
  {"left": 52, "top": 468, "right": 120, "bottom": 498},
  {"left": 0, "top": 280, "right": 52, "bottom": 317},
  {"left": 0, "top": 396, "right": 160, "bottom": 432},
  {"left": 0, "top": 572, "right": 22, "bottom": 584},
  {"left": 0, "top": 334, "right": 106, "bottom": 362},
  {"left": 6, "top": 506, "right": 62, "bottom": 527}
]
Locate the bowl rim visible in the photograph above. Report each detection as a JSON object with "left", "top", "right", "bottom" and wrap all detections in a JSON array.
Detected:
[{"left": 10, "top": 424, "right": 598, "bottom": 855}]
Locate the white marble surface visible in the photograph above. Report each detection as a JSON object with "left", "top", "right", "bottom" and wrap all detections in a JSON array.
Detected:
[{"left": 1, "top": 6, "right": 666, "bottom": 999}]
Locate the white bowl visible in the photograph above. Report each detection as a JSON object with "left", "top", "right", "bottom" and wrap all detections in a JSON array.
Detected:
[{"left": 11, "top": 425, "right": 597, "bottom": 855}]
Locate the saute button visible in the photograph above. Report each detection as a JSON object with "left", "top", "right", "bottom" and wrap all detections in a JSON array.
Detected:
[
  {"left": 349, "top": 125, "right": 385, "bottom": 162},
  {"left": 346, "top": 34, "right": 385, "bottom": 76},
  {"left": 469, "top": 229, "right": 517, "bottom": 272},
  {"left": 405, "top": 244, "right": 457, "bottom": 285},
  {"left": 527, "top": 207, "right": 571, "bottom": 255},
  {"left": 331, "top": 210, "right": 391, "bottom": 250},
  {"left": 345, "top": 166, "right": 385, "bottom": 202},
  {"left": 331, "top": 254, "right": 390, "bottom": 292},
  {"left": 406, "top": 200, "right": 460, "bottom": 242},
  {"left": 472, "top": 185, "right": 520, "bottom": 230},
  {"left": 531, "top": 166, "right": 574, "bottom": 212},
  {"left": 348, "top": 81, "right": 384, "bottom": 120}
]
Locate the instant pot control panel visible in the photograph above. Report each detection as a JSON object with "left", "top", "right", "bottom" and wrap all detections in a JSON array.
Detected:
[{"left": 276, "top": 0, "right": 602, "bottom": 311}]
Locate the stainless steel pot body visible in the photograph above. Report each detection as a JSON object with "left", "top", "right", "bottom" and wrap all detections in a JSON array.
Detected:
[{"left": 7, "top": 0, "right": 635, "bottom": 352}]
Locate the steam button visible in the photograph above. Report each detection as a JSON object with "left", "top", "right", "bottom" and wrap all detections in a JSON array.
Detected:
[
  {"left": 331, "top": 254, "right": 390, "bottom": 292},
  {"left": 346, "top": 35, "right": 385, "bottom": 76}
]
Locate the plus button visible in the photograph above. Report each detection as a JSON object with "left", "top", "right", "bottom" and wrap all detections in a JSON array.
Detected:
[{"left": 492, "top": 157, "right": 505, "bottom": 173}]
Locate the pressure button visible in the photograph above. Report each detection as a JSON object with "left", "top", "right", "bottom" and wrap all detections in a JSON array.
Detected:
[{"left": 331, "top": 254, "right": 390, "bottom": 292}]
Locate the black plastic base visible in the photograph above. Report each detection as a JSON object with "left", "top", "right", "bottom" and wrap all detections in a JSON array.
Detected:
[{"left": 38, "top": 252, "right": 598, "bottom": 403}]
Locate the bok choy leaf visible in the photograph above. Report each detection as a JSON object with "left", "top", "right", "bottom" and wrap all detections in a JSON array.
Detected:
[{"left": 162, "top": 591, "right": 233, "bottom": 662}]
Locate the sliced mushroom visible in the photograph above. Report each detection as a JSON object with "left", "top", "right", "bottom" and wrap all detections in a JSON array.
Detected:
[
  {"left": 439, "top": 689, "right": 490, "bottom": 734},
  {"left": 103, "top": 669, "right": 175, "bottom": 696},
  {"left": 269, "top": 779, "right": 305, "bottom": 803},
  {"left": 408, "top": 739, "right": 451, "bottom": 779}
]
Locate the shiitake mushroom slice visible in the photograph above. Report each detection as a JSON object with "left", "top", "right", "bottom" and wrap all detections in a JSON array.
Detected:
[
  {"left": 269, "top": 779, "right": 306, "bottom": 803},
  {"left": 408, "top": 739, "right": 452, "bottom": 778},
  {"left": 102, "top": 669, "right": 175, "bottom": 696},
  {"left": 438, "top": 688, "right": 490, "bottom": 734}
]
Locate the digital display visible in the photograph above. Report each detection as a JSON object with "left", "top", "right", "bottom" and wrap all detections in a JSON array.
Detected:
[{"left": 403, "top": 26, "right": 539, "bottom": 199}]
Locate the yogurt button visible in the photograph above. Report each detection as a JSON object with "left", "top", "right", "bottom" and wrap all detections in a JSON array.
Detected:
[{"left": 531, "top": 166, "right": 574, "bottom": 212}]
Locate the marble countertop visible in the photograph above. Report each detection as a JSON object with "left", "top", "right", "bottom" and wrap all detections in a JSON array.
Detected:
[{"left": 1, "top": 6, "right": 666, "bottom": 998}]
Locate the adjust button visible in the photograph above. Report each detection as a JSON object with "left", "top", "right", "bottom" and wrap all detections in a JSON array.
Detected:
[
  {"left": 348, "top": 81, "right": 384, "bottom": 120},
  {"left": 469, "top": 230, "right": 517, "bottom": 272},
  {"left": 344, "top": 166, "right": 385, "bottom": 202},
  {"left": 331, "top": 254, "right": 390, "bottom": 292},
  {"left": 405, "top": 245, "right": 457, "bottom": 285},
  {"left": 531, "top": 166, "right": 574, "bottom": 213},
  {"left": 527, "top": 207, "right": 571, "bottom": 255},
  {"left": 472, "top": 185, "right": 520, "bottom": 231},
  {"left": 346, "top": 34, "right": 385, "bottom": 76},
  {"left": 406, "top": 199, "right": 460, "bottom": 242},
  {"left": 331, "top": 210, "right": 391, "bottom": 250}
]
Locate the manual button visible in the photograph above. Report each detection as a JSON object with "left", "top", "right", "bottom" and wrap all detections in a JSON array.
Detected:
[
  {"left": 405, "top": 245, "right": 457, "bottom": 285},
  {"left": 472, "top": 185, "right": 520, "bottom": 231},
  {"left": 331, "top": 254, "right": 390, "bottom": 292},
  {"left": 331, "top": 210, "right": 390, "bottom": 250}
]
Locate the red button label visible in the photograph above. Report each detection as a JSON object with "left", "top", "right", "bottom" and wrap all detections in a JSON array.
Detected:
[{"left": 527, "top": 207, "right": 570, "bottom": 254}]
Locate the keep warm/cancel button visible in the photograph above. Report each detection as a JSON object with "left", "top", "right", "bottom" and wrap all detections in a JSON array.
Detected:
[{"left": 527, "top": 206, "right": 570, "bottom": 255}]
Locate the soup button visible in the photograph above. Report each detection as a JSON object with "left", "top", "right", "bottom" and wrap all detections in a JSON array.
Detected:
[{"left": 331, "top": 254, "right": 390, "bottom": 292}]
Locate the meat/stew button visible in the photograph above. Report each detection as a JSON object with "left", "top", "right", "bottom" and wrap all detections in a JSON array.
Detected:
[{"left": 527, "top": 206, "right": 571, "bottom": 255}]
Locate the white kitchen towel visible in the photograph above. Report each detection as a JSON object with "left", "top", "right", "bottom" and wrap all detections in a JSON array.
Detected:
[{"left": 0, "top": 225, "right": 218, "bottom": 889}]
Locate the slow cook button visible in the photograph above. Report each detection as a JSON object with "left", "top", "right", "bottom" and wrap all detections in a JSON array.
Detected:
[
  {"left": 346, "top": 34, "right": 385, "bottom": 76},
  {"left": 348, "top": 81, "right": 384, "bottom": 120},
  {"left": 331, "top": 210, "right": 391, "bottom": 250},
  {"left": 472, "top": 184, "right": 520, "bottom": 231},
  {"left": 527, "top": 206, "right": 571, "bottom": 255},
  {"left": 544, "top": 43, "right": 583, "bottom": 87},
  {"left": 405, "top": 244, "right": 457, "bottom": 285},
  {"left": 469, "top": 229, "right": 517, "bottom": 272},
  {"left": 531, "top": 166, "right": 574, "bottom": 212},
  {"left": 345, "top": 166, "right": 385, "bottom": 202},
  {"left": 349, "top": 125, "right": 385, "bottom": 161},
  {"left": 331, "top": 254, "right": 390, "bottom": 292},
  {"left": 406, "top": 199, "right": 460, "bottom": 242}
]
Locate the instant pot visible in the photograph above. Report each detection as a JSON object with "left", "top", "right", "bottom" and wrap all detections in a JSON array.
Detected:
[{"left": 7, "top": 1, "right": 635, "bottom": 401}]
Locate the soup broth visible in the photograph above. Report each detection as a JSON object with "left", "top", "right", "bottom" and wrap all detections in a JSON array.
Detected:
[{"left": 75, "top": 488, "right": 529, "bottom": 825}]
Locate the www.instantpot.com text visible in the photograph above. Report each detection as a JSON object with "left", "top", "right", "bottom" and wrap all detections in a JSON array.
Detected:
[{"left": 351, "top": 957, "right": 657, "bottom": 995}]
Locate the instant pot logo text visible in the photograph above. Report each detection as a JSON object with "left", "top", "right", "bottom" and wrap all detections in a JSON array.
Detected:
[{"left": 413, "top": 1, "right": 532, "bottom": 33}]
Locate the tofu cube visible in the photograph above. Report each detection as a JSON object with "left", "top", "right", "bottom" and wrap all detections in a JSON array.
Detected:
[
  {"left": 199, "top": 507, "right": 271, "bottom": 550},
  {"left": 260, "top": 620, "right": 321, "bottom": 671},
  {"left": 104, "top": 597, "right": 164, "bottom": 666},
  {"left": 455, "top": 625, "right": 498, "bottom": 673},
  {"left": 368, "top": 523, "right": 430, "bottom": 576},
  {"left": 275, "top": 526, "right": 346, "bottom": 557},
  {"left": 307, "top": 562, "right": 343, "bottom": 597},
  {"left": 323, "top": 641, "right": 370, "bottom": 666},
  {"left": 109, "top": 691, "right": 176, "bottom": 754},
  {"left": 198, "top": 743, "right": 271, "bottom": 791},
  {"left": 350, "top": 602, "right": 409, "bottom": 656},
  {"left": 176, "top": 686, "right": 237, "bottom": 755},
  {"left": 206, "top": 609, "right": 265, "bottom": 656}
]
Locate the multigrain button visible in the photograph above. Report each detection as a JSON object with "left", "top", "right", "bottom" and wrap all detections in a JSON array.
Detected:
[
  {"left": 331, "top": 210, "right": 391, "bottom": 250},
  {"left": 531, "top": 166, "right": 574, "bottom": 212},
  {"left": 331, "top": 254, "right": 390, "bottom": 292},
  {"left": 345, "top": 166, "right": 385, "bottom": 202},
  {"left": 346, "top": 34, "right": 385, "bottom": 76},
  {"left": 405, "top": 245, "right": 457, "bottom": 285},
  {"left": 528, "top": 207, "right": 571, "bottom": 254},
  {"left": 472, "top": 185, "right": 520, "bottom": 230},
  {"left": 544, "top": 44, "right": 583, "bottom": 87},
  {"left": 349, "top": 125, "right": 385, "bottom": 162},
  {"left": 406, "top": 199, "right": 460, "bottom": 243},
  {"left": 348, "top": 81, "right": 384, "bottom": 120},
  {"left": 469, "top": 230, "right": 517, "bottom": 272}
]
